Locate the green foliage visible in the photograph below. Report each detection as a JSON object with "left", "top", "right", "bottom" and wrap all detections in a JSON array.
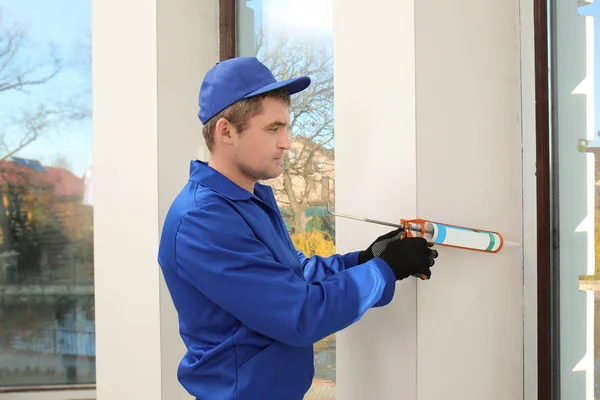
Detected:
[{"left": 307, "top": 215, "right": 335, "bottom": 238}]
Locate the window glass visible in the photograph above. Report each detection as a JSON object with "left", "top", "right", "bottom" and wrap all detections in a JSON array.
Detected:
[
  {"left": 236, "top": 1, "right": 336, "bottom": 397},
  {"left": 552, "top": 1, "right": 600, "bottom": 398},
  {"left": 0, "top": 1, "right": 94, "bottom": 388}
]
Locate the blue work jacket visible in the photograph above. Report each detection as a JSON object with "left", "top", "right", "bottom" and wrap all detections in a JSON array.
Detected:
[{"left": 158, "top": 160, "right": 397, "bottom": 400}]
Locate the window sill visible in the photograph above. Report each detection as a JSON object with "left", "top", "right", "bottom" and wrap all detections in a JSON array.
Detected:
[{"left": 0, "top": 384, "right": 95, "bottom": 393}]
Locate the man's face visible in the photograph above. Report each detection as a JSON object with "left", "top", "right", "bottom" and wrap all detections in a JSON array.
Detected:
[{"left": 232, "top": 96, "right": 291, "bottom": 182}]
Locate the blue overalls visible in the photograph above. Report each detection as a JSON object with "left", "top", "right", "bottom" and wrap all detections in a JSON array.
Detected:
[{"left": 158, "top": 160, "right": 396, "bottom": 399}]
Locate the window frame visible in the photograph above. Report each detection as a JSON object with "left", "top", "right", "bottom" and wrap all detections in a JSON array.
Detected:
[
  {"left": 0, "top": 386, "right": 96, "bottom": 399},
  {"left": 533, "top": 0, "right": 560, "bottom": 398},
  {"left": 220, "top": 0, "right": 236, "bottom": 60}
]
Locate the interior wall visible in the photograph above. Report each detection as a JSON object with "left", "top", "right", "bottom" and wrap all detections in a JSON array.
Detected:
[
  {"left": 93, "top": 0, "right": 216, "bottom": 399},
  {"left": 157, "top": 0, "right": 217, "bottom": 399},
  {"left": 333, "top": 0, "right": 418, "bottom": 399},
  {"left": 93, "top": 0, "right": 162, "bottom": 398},
  {"left": 335, "top": 0, "right": 525, "bottom": 399},
  {"left": 414, "top": 0, "right": 523, "bottom": 399}
]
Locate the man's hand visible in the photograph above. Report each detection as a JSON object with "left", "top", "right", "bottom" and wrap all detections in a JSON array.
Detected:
[
  {"left": 378, "top": 237, "right": 438, "bottom": 280},
  {"left": 358, "top": 228, "right": 404, "bottom": 264}
]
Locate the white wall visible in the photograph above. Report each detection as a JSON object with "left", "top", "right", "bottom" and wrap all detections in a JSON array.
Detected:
[
  {"left": 93, "top": 1, "right": 161, "bottom": 397},
  {"left": 157, "top": 0, "right": 216, "bottom": 398},
  {"left": 333, "top": 1, "right": 418, "bottom": 399},
  {"left": 335, "top": 1, "right": 530, "bottom": 400},
  {"left": 93, "top": 0, "right": 216, "bottom": 399},
  {"left": 414, "top": 1, "right": 523, "bottom": 399}
]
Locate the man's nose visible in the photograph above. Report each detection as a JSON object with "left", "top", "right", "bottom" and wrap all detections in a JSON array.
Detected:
[{"left": 279, "top": 130, "right": 291, "bottom": 149}]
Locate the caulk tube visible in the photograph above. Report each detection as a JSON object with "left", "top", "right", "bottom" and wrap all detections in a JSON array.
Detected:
[{"left": 421, "top": 222, "right": 503, "bottom": 253}]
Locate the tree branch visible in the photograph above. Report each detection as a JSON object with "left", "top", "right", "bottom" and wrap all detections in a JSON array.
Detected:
[
  {"left": 0, "top": 9, "right": 88, "bottom": 162},
  {"left": 253, "top": 30, "right": 334, "bottom": 233},
  {"left": 0, "top": 25, "right": 62, "bottom": 93}
]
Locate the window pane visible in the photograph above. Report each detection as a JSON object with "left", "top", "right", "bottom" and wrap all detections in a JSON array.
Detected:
[
  {"left": 553, "top": 1, "right": 600, "bottom": 399},
  {"left": 0, "top": 2, "right": 94, "bottom": 388},
  {"left": 236, "top": 1, "right": 336, "bottom": 398}
]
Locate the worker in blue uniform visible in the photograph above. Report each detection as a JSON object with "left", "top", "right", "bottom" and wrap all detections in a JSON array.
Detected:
[{"left": 158, "top": 56, "right": 438, "bottom": 400}]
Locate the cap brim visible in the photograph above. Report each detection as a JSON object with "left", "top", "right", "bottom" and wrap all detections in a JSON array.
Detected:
[{"left": 243, "top": 76, "right": 311, "bottom": 99}]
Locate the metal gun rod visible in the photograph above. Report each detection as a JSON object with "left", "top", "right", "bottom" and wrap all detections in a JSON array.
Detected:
[
  {"left": 326, "top": 203, "right": 434, "bottom": 235},
  {"left": 326, "top": 203, "right": 402, "bottom": 229}
]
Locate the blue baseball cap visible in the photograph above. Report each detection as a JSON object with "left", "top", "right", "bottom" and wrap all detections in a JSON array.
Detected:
[{"left": 198, "top": 57, "right": 311, "bottom": 124}]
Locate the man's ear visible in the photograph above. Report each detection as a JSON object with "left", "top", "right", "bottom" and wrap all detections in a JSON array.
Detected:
[{"left": 214, "top": 118, "right": 235, "bottom": 146}]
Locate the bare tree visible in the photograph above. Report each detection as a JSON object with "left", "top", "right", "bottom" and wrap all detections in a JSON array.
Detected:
[
  {"left": 0, "top": 9, "right": 90, "bottom": 254},
  {"left": 0, "top": 9, "right": 89, "bottom": 161},
  {"left": 254, "top": 32, "right": 334, "bottom": 234}
]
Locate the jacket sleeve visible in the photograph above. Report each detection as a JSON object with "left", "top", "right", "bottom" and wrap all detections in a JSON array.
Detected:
[
  {"left": 297, "top": 250, "right": 362, "bottom": 283},
  {"left": 174, "top": 201, "right": 396, "bottom": 347}
]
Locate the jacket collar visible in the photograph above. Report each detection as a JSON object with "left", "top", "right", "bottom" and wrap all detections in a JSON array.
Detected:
[{"left": 188, "top": 160, "right": 277, "bottom": 209}]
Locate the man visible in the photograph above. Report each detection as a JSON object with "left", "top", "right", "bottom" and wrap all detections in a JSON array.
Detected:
[{"left": 158, "top": 56, "right": 438, "bottom": 400}]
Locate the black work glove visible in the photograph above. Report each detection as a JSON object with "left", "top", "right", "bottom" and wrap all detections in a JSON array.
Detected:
[
  {"left": 358, "top": 228, "right": 404, "bottom": 264},
  {"left": 378, "top": 237, "right": 438, "bottom": 280}
]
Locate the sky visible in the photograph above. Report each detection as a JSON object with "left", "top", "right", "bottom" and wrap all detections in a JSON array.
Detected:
[
  {"left": 0, "top": 0, "right": 92, "bottom": 177},
  {"left": 579, "top": 3, "right": 600, "bottom": 146},
  {"left": 239, "top": 0, "right": 333, "bottom": 57},
  {"left": 243, "top": 0, "right": 332, "bottom": 38}
]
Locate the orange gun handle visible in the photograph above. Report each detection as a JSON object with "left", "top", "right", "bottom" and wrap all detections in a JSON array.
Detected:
[{"left": 414, "top": 273, "right": 428, "bottom": 280}]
